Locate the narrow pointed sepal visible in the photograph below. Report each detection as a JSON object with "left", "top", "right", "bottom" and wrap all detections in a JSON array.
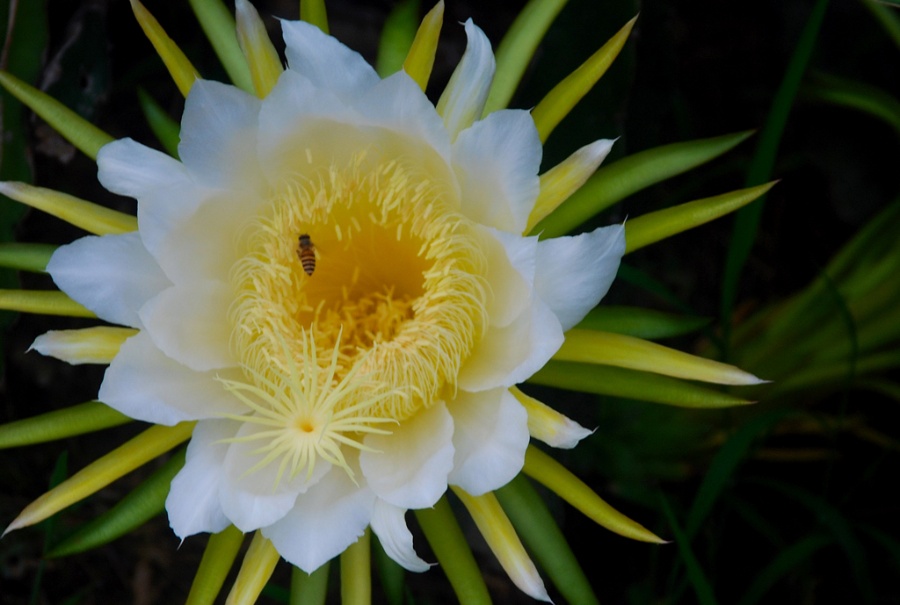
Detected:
[
  {"left": 0, "top": 243, "right": 56, "bottom": 273},
  {"left": 556, "top": 329, "right": 766, "bottom": 385},
  {"left": 236, "top": 0, "right": 284, "bottom": 98},
  {"left": 3, "top": 422, "right": 194, "bottom": 536},
  {"left": 0, "top": 71, "right": 114, "bottom": 160},
  {"left": 340, "top": 529, "right": 372, "bottom": 603},
  {"left": 188, "top": 0, "right": 254, "bottom": 93},
  {"left": 225, "top": 531, "right": 281, "bottom": 605},
  {"left": 0, "top": 401, "right": 130, "bottom": 450},
  {"left": 0, "top": 181, "right": 138, "bottom": 234},
  {"left": 300, "top": 0, "right": 330, "bottom": 34},
  {"left": 0, "top": 290, "right": 94, "bottom": 317},
  {"left": 30, "top": 326, "right": 136, "bottom": 365},
  {"left": 452, "top": 487, "right": 551, "bottom": 602},
  {"left": 531, "top": 15, "right": 637, "bottom": 143},
  {"left": 523, "top": 446, "right": 665, "bottom": 543},
  {"left": 130, "top": 0, "right": 201, "bottom": 97},
  {"left": 625, "top": 182, "right": 778, "bottom": 254},
  {"left": 527, "top": 138, "right": 615, "bottom": 233},
  {"left": 186, "top": 526, "right": 245, "bottom": 605},
  {"left": 403, "top": 1, "right": 444, "bottom": 91},
  {"left": 511, "top": 386, "right": 591, "bottom": 449}
]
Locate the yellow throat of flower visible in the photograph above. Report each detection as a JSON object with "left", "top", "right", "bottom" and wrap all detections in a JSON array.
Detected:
[{"left": 225, "top": 148, "right": 488, "bottom": 479}]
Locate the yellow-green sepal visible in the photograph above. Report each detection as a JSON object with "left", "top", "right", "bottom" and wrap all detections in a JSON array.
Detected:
[
  {"left": 0, "top": 243, "right": 57, "bottom": 273},
  {"left": 534, "top": 130, "right": 754, "bottom": 238},
  {"left": 496, "top": 475, "right": 600, "bottom": 605},
  {"left": 376, "top": 0, "right": 421, "bottom": 78},
  {"left": 0, "top": 290, "right": 94, "bottom": 317},
  {"left": 0, "top": 401, "right": 130, "bottom": 449},
  {"left": 625, "top": 182, "right": 777, "bottom": 254},
  {"left": 0, "top": 71, "right": 114, "bottom": 160},
  {"left": 415, "top": 497, "right": 491, "bottom": 605},
  {"left": 290, "top": 563, "right": 330, "bottom": 605},
  {"left": 47, "top": 447, "right": 186, "bottom": 557},
  {"left": 186, "top": 526, "right": 245, "bottom": 605},
  {"left": 188, "top": 0, "right": 254, "bottom": 93},
  {"left": 301, "top": 0, "right": 329, "bottom": 34},
  {"left": 529, "top": 361, "right": 754, "bottom": 408},
  {"left": 484, "top": 0, "right": 569, "bottom": 115},
  {"left": 138, "top": 89, "right": 181, "bottom": 158}
]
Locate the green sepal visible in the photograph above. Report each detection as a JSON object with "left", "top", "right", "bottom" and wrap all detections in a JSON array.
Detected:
[
  {"left": 373, "top": 535, "right": 406, "bottom": 605},
  {"left": 529, "top": 361, "right": 752, "bottom": 408},
  {"left": 0, "top": 242, "right": 56, "bottom": 273},
  {"left": 484, "top": 0, "right": 569, "bottom": 115},
  {"left": 625, "top": 182, "right": 776, "bottom": 254},
  {"left": 415, "top": 496, "right": 491, "bottom": 605},
  {"left": 137, "top": 89, "right": 181, "bottom": 158},
  {"left": 186, "top": 526, "right": 245, "bottom": 605},
  {"left": 46, "top": 448, "right": 186, "bottom": 557},
  {"left": 300, "top": 0, "right": 329, "bottom": 34},
  {"left": 0, "top": 70, "right": 114, "bottom": 160},
  {"left": 188, "top": 0, "right": 254, "bottom": 93},
  {"left": 575, "top": 306, "right": 710, "bottom": 340},
  {"left": 0, "top": 401, "right": 130, "bottom": 449},
  {"left": 496, "top": 475, "right": 599, "bottom": 605},
  {"left": 804, "top": 72, "right": 900, "bottom": 136},
  {"left": 375, "top": 0, "right": 420, "bottom": 78},
  {"left": 534, "top": 130, "right": 754, "bottom": 238},
  {"left": 290, "top": 563, "right": 330, "bottom": 605}
]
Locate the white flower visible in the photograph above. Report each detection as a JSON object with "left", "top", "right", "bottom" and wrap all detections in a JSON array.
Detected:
[{"left": 41, "top": 12, "right": 623, "bottom": 584}]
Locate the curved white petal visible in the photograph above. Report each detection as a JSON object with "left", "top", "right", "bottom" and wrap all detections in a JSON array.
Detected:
[
  {"left": 282, "top": 19, "right": 380, "bottom": 99},
  {"left": 98, "top": 331, "right": 245, "bottom": 425},
  {"left": 263, "top": 463, "right": 375, "bottom": 573},
  {"left": 360, "top": 402, "right": 455, "bottom": 509},
  {"left": 219, "top": 421, "right": 331, "bottom": 532},
  {"left": 370, "top": 499, "right": 431, "bottom": 572},
  {"left": 437, "top": 20, "right": 495, "bottom": 140},
  {"left": 458, "top": 298, "right": 564, "bottom": 391},
  {"left": 448, "top": 388, "right": 528, "bottom": 495},
  {"left": 47, "top": 232, "right": 171, "bottom": 328},
  {"left": 139, "top": 281, "right": 236, "bottom": 372},
  {"left": 178, "top": 79, "right": 264, "bottom": 192},
  {"left": 167, "top": 419, "right": 237, "bottom": 538},
  {"left": 476, "top": 227, "right": 534, "bottom": 327},
  {"left": 535, "top": 224, "right": 625, "bottom": 331},
  {"left": 453, "top": 109, "right": 541, "bottom": 233},
  {"left": 97, "top": 138, "right": 190, "bottom": 201}
]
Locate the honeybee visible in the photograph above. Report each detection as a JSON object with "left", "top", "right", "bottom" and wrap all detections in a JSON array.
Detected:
[{"left": 297, "top": 234, "right": 316, "bottom": 276}]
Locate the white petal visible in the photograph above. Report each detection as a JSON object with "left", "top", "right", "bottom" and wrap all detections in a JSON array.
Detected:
[
  {"left": 178, "top": 79, "right": 264, "bottom": 191},
  {"left": 437, "top": 20, "right": 495, "bottom": 140},
  {"left": 139, "top": 281, "right": 236, "bottom": 372},
  {"left": 47, "top": 232, "right": 171, "bottom": 328},
  {"left": 477, "top": 227, "right": 534, "bottom": 327},
  {"left": 453, "top": 109, "right": 541, "bottom": 233},
  {"left": 535, "top": 224, "right": 625, "bottom": 331},
  {"left": 166, "top": 419, "right": 236, "bottom": 538},
  {"left": 360, "top": 402, "right": 454, "bottom": 509},
  {"left": 99, "top": 331, "right": 246, "bottom": 425},
  {"left": 219, "top": 421, "right": 331, "bottom": 532},
  {"left": 448, "top": 388, "right": 528, "bottom": 496},
  {"left": 282, "top": 19, "right": 379, "bottom": 99},
  {"left": 370, "top": 499, "right": 431, "bottom": 572},
  {"left": 458, "top": 298, "right": 564, "bottom": 391},
  {"left": 263, "top": 464, "right": 375, "bottom": 573},
  {"left": 97, "top": 138, "right": 190, "bottom": 201}
]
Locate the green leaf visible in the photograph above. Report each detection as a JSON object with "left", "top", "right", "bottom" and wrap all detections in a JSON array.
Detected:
[
  {"left": 137, "top": 89, "right": 181, "bottom": 158},
  {"left": 575, "top": 306, "right": 710, "bottom": 340},
  {"left": 415, "top": 497, "right": 491, "bottom": 605},
  {"left": 736, "top": 534, "right": 833, "bottom": 605},
  {"left": 47, "top": 448, "right": 186, "bottom": 557},
  {"left": 496, "top": 475, "right": 600, "bottom": 605},
  {"left": 529, "top": 361, "right": 753, "bottom": 408},
  {"left": 624, "top": 182, "right": 776, "bottom": 254},
  {"left": 660, "top": 493, "right": 718, "bottom": 605},
  {"left": 804, "top": 72, "right": 900, "bottom": 137},
  {"left": 375, "top": 0, "right": 420, "bottom": 78},
  {"left": 0, "top": 401, "right": 131, "bottom": 449},
  {"left": 534, "top": 130, "right": 754, "bottom": 238},
  {"left": 720, "top": 0, "right": 830, "bottom": 356},
  {"left": 0, "top": 242, "right": 56, "bottom": 273}
]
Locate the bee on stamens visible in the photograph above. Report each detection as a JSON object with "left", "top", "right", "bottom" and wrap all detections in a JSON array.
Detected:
[{"left": 297, "top": 234, "right": 316, "bottom": 276}]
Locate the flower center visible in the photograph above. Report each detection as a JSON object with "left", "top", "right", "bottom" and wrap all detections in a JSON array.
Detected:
[{"left": 224, "top": 148, "right": 488, "bottom": 480}]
